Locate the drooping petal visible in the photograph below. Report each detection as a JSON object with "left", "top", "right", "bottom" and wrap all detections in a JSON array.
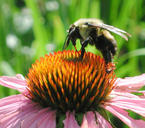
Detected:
[
  {"left": 15, "top": 74, "right": 25, "bottom": 80},
  {"left": 0, "top": 94, "right": 56, "bottom": 128},
  {"left": 0, "top": 94, "right": 43, "bottom": 128},
  {"left": 81, "top": 111, "right": 98, "bottom": 128},
  {"left": 110, "top": 91, "right": 140, "bottom": 98},
  {"left": 96, "top": 112, "right": 112, "bottom": 128},
  {"left": 81, "top": 111, "right": 113, "bottom": 128},
  {"left": 63, "top": 111, "right": 80, "bottom": 128},
  {"left": 38, "top": 109, "right": 56, "bottom": 128},
  {"left": 0, "top": 75, "right": 27, "bottom": 92},
  {"left": 0, "top": 94, "right": 29, "bottom": 115},
  {"left": 115, "top": 74, "right": 145, "bottom": 90},
  {"left": 103, "top": 105, "right": 145, "bottom": 128},
  {"left": 105, "top": 94, "right": 145, "bottom": 117},
  {"left": 112, "top": 88, "right": 145, "bottom": 97},
  {"left": 21, "top": 108, "right": 56, "bottom": 128}
]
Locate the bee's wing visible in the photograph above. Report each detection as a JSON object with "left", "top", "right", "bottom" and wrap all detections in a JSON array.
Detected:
[
  {"left": 62, "top": 35, "right": 70, "bottom": 51},
  {"left": 87, "top": 23, "right": 131, "bottom": 41}
]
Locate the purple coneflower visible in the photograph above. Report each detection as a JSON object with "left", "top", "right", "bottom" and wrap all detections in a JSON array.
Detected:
[{"left": 0, "top": 50, "right": 145, "bottom": 128}]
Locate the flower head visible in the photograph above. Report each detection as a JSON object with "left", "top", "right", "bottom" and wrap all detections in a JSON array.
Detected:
[
  {"left": 0, "top": 50, "right": 145, "bottom": 128},
  {"left": 25, "top": 50, "right": 116, "bottom": 114}
]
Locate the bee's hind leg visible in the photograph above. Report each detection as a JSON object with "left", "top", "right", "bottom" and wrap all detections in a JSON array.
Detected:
[
  {"left": 101, "top": 49, "right": 115, "bottom": 73},
  {"left": 80, "top": 36, "right": 93, "bottom": 58},
  {"left": 101, "top": 49, "right": 112, "bottom": 64}
]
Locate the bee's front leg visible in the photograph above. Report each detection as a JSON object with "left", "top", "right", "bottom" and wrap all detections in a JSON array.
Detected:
[{"left": 80, "top": 36, "right": 93, "bottom": 58}]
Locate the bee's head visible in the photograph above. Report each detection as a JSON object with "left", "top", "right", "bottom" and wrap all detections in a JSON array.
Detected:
[
  {"left": 67, "top": 24, "right": 76, "bottom": 33},
  {"left": 66, "top": 24, "right": 79, "bottom": 44}
]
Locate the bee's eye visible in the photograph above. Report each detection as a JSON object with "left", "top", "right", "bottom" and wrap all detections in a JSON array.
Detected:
[
  {"left": 69, "top": 27, "right": 74, "bottom": 33},
  {"left": 84, "top": 22, "right": 89, "bottom": 25}
]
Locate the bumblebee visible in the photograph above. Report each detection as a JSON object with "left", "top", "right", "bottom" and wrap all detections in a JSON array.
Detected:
[{"left": 62, "top": 18, "right": 131, "bottom": 72}]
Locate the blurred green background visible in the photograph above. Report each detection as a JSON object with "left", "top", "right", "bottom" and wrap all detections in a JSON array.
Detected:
[{"left": 0, "top": 0, "right": 145, "bottom": 127}]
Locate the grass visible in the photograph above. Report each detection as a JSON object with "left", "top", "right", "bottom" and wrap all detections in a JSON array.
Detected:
[{"left": 0, "top": 0, "right": 145, "bottom": 127}]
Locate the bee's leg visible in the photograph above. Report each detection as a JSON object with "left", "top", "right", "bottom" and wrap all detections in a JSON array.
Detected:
[
  {"left": 101, "top": 49, "right": 112, "bottom": 64},
  {"left": 74, "top": 45, "right": 77, "bottom": 51},
  {"left": 81, "top": 47, "right": 86, "bottom": 58},
  {"left": 101, "top": 49, "right": 115, "bottom": 73},
  {"left": 81, "top": 37, "right": 93, "bottom": 58}
]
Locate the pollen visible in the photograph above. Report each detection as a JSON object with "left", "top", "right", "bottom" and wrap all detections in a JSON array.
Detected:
[{"left": 25, "top": 50, "right": 116, "bottom": 113}]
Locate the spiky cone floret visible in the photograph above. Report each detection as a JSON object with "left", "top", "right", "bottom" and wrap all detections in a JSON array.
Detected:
[{"left": 25, "top": 50, "right": 116, "bottom": 115}]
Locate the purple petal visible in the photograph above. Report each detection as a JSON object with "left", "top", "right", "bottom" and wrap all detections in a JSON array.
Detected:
[
  {"left": 96, "top": 112, "right": 112, "bottom": 128},
  {"left": 38, "top": 109, "right": 56, "bottom": 128},
  {"left": 0, "top": 75, "right": 27, "bottom": 92},
  {"left": 115, "top": 74, "right": 145, "bottom": 90},
  {"left": 63, "top": 111, "right": 80, "bottom": 128},
  {"left": 0, "top": 94, "right": 42, "bottom": 128},
  {"left": 105, "top": 95, "right": 145, "bottom": 117},
  {"left": 21, "top": 108, "right": 56, "bottom": 128},
  {"left": 81, "top": 111, "right": 98, "bottom": 128},
  {"left": 103, "top": 105, "right": 145, "bottom": 128}
]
